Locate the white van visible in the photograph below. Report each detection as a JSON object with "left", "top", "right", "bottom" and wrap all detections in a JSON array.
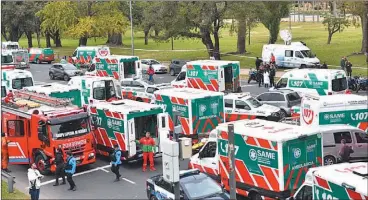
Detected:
[
  {"left": 2, "top": 41, "right": 20, "bottom": 49},
  {"left": 291, "top": 162, "right": 368, "bottom": 200},
  {"left": 273, "top": 68, "right": 348, "bottom": 96},
  {"left": 2, "top": 69, "right": 34, "bottom": 91},
  {"left": 262, "top": 42, "right": 320, "bottom": 68}
]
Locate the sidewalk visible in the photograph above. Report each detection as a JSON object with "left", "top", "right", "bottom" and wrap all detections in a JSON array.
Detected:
[{"left": 240, "top": 69, "right": 286, "bottom": 78}]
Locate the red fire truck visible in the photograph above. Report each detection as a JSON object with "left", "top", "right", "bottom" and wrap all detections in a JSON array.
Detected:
[{"left": 1, "top": 90, "right": 96, "bottom": 174}]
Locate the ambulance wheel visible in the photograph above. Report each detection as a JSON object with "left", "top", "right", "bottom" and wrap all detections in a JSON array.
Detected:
[
  {"left": 250, "top": 192, "right": 262, "bottom": 200},
  {"left": 49, "top": 72, "right": 55, "bottom": 80},
  {"left": 170, "top": 69, "right": 175, "bottom": 76},
  {"left": 35, "top": 154, "right": 50, "bottom": 175},
  {"left": 63, "top": 74, "right": 70, "bottom": 81},
  {"left": 136, "top": 98, "right": 143, "bottom": 102},
  {"left": 150, "top": 196, "right": 158, "bottom": 200},
  {"left": 324, "top": 156, "right": 336, "bottom": 165},
  {"left": 37, "top": 59, "right": 41, "bottom": 64},
  {"left": 279, "top": 109, "right": 287, "bottom": 119},
  {"left": 300, "top": 64, "right": 306, "bottom": 69}
]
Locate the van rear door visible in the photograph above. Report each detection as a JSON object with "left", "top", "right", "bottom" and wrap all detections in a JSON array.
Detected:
[
  {"left": 127, "top": 119, "right": 136, "bottom": 157},
  {"left": 218, "top": 67, "right": 225, "bottom": 92},
  {"left": 157, "top": 113, "right": 169, "bottom": 152}
]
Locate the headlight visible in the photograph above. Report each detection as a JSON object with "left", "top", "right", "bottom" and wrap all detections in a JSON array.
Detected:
[{"left": 88, "top": 153, "right": 95, "bottom": 158}]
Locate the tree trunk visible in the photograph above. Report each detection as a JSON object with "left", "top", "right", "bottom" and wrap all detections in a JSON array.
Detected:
[
  {"left": 36, "top": 31, "right": 41, "bottom": 48},
  {"left": 144, "top": 30, "right": 149, "bottom": 45},
  {"left": 10, "top": 26, "right": 22, "bottom": 41},
  {"left": 54, "top": 30, "right": 62, "bottom": 47},
  {"left": 79, "top": 36, "right": 88, "bottom": 46},
  {"left": 200, "top": 27, "right": 215, "bottom": 59},
  {"left": 327, "top": 32, "right": 332, "bottom": 44},
  {"left": 106, "top": 33, "right": 122, "bottom": 46},
  {"left": 26, "top": 31, "right": 33, "bottom": 48},
  {"left": 361, "top": 7, "right": 368, "bottom": 53},
  {"left": 237, "top": 18, "right": 247, "bottom": 54},
  {"left": 213, "top": 21, "right": 221, "bottom": 60},
  {"left": 45, "top": 32, "right": 51, "bottom": 48},
  {"left": 154, "top": 29, "right": 159, "bottom": 37}
]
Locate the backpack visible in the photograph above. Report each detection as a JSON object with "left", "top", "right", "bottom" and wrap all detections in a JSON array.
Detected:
[
  {"left": 110, "top": 150, "right": 121, "bottom": 162},
  {"left": 65, "top": 157, "right": 73, "bottom": 170}
]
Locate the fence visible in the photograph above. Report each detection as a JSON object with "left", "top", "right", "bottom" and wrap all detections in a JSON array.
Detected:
[{"left": 2, "top": 170, "right": 16, "bottom": 193}]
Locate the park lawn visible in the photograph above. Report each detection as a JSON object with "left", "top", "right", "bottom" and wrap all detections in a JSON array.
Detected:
[
  {"left": 17, "top": 22, "right": 367, "bottom": 75},
  {"left": 1, "top": 181, "right": 29, "bottom": 199}
]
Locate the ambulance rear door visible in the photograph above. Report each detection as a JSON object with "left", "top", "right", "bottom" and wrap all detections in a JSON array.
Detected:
[
  {"left": 157, "top": 113, "right": 169, "bottom": 152},
  {"left": 127, "top": 118, "right": 136, "bottom": 157},
  {"left": 135, "top": 60, "right": 142, "bottom": 78},
  {"left": 218, "top": 67, "right": 225, "bottom": 92}
]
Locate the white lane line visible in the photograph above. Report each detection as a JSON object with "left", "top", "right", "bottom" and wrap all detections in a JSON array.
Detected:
[
  {"left": 26, "top": 165, "right": 112, "bottom": 188},
  {"left": 100, "top": 167, "right": 109, "bottom": 173},
  {"left": 240, "top": 84, "right": 256, "bottom": 87},
  {"left": 122, "top": 178, "right": 136, "bottom": 184}
]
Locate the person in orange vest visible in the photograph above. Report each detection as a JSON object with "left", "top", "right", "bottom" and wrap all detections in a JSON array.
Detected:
[
  {"left": 2, "top": 132, "right": 11, "bottom": 172},
  {"left": 270, "top": 53, "right": 276, "bottom": 65},
  {"left": 136, "top": 132, "right": 156, "bottom": 172},
  {"left": 147, "top": 65, "right": 155, "bottom": 82}
]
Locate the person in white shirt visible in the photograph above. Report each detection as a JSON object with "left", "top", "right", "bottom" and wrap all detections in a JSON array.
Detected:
[
  {"left": 263, "top": 70, "right": 270, "bottom": 88},
  {"left": 28, "top": 163, "right": 43, "bottom": 200}
]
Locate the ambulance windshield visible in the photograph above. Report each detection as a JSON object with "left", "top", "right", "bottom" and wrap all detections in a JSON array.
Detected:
[
  {"left": 332, "top": 77, "right": 347, "bottom": 92},
  {"left": 92, "top": 80, "right": 116, "bottom": 100},
  {"left": 1, "top": 55, "right": 13, "bottom": 64},
  {"left": 12, "top": 77, "right": 33, "bottom": 89},
  {"left": 12, "top": 51, "right": 28, "bottom": 63},
  {"left": 51, "top": 118, "right": 90, "bottom": 139},
  {"left": 1, "top": 86, "right": 6, "bottom": 98},
  {"left": 301, "top": 50, "right": 315, "bottom": 58}
]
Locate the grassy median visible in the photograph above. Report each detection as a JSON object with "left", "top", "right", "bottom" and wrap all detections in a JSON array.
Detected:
[
  {"left": 17, "top": 22, "right": 367, "bottom": 75},
  {"left": 1, "top": 181, "right": 29, "bottom": 200}
]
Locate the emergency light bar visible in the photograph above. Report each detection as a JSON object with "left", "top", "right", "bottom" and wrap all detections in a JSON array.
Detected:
[
  {"left": 179, "top": 169, "right": 200, "bottom": 177},
  {"left": 303, "top": 93, "right": 319, "bottom": 100}
]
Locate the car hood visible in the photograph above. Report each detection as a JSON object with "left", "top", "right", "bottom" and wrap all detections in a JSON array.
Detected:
[
  {"left": 151, "top": 64, "right": 164, "bottom": 69},
  {"left": 257, "top": 104, "right": 280, "bottom": 113},
  {"left": 65, "top": 69, "right": 82, "bottom": 74},
  {"left": 303, "top": 57, "right": 320, "bottom": 64}
]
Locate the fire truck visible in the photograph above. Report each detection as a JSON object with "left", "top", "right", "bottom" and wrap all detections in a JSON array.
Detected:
[{"left": 1, "top": 90, "right": 96, "bottom": 174}]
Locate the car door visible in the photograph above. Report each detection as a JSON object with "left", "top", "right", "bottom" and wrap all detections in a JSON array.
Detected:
[
  {"left": 5, "top": 119, "right": 31, "bottom": 164},
  {"left": 235, "top": 100, "right": 252, "bottom": 114},
  {"left": 353, "top": 131, "right": 368, "bottom": 159},
  {"left": 294, "top": 51, "right": 304, "bottom": 68},
  {"left": 284, "top": 50, "right": 294, "bottom": 68},
  {"left": 154, "top": 178, "right": 175, "bottom": 199},
  {"left": 198, "top": 141, "right": 218, "bottom": 177},
  {"left": 53, "top": 65, "right": 61, "bottom": 78}
]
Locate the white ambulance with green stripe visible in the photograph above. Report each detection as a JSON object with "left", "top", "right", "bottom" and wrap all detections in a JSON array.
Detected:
[
  {"left": 89, "top": 100, "right": 169, "bottom": 161},
  {"left": 2, "top": 69, "right": 34, "bottom": 91},
  {"left": 67, "top": 76, "right": 121, "bottom": 107},
  {"left": 273, "top": 69, "right": 348, "bottom": 96},
  {"left": 291, "top": 162, "right": 368, "bottom": 200},
  {"left": 301, "top": 94, "right": 368, "bottom": 132}
]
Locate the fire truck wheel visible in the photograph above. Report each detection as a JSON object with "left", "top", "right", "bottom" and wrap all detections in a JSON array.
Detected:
[
  {"left": 249, "top": 192, "right": 262, "bottom": 200},
  {"left": 35, "top": 154, "right": 50, "bottom": 175}
]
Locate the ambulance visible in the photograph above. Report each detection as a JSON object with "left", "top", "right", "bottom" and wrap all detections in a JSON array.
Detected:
[
  {"left": 71, "top": 46, "right": 110, "bottom": 68},
  {"left": 1, "top": 90, "right": 96, "bottom": 174},
  {"left": 189, "top": 119, "right": 323, "bottom": 200},
  {"left": 153, "top": 88, "right": 225, "bottom": 141},
  {"left": 301, "top": 94, "right": 368, "bottom": 132},
  {"left": 89, "top": 100, "right": 169, "bottom": 160},
  {"left": 2, "top": 41, "right": 20, "bottom": 49},
  {"left": 86, "top": 55, "right": 142, "bottom": 81},
  {"left": 273, "top": 68, "right": 348, "bottom": 96},
  {"left": 23, "top": 83, "right": 82, "bottom": 107},
  {"left": 171, "top": 60, "right": 241, "bottom": 93},
  {"left": 291, "top": 162, "right": 368, "bottom": 200},
  {"left": 2, "top": 68, "right": 34, "bottom": 91},
  {"left": 67, "top": 76, "right": 121, "bottom": 107},
  {"left": 28, "top": 48, "right": 55, "bottom": 64}
]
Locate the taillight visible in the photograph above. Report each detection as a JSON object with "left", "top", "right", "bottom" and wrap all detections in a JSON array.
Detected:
[{"left": 345, "top": 90, "right": 351, "bottom": 94}]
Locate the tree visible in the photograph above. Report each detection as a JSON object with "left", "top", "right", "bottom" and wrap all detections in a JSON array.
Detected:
[
  {"left": 258, "top": 2, "right": 290, "bottom": 44},
  {"left": 228, "top": 2, "right": 260, "bottom": 54},
  {"left": 322, "top": 13, "right": 350, "bottom": 44},
  {"left": 140, "top": 2, "right": 165, "bottom": 45},
  {"left": 344, "top": 2, "right": 368, "bottom": 53},
  {"left": 36, "top": 1, "right": 78, "bottom": 47}
]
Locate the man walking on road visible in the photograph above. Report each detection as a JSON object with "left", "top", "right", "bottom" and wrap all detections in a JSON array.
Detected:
[
  {"left": 65, "top": 151, "right": 77, "bottom": 191},
  {"left": 28, "top": 163, "right": 43, "bottom": 200},
  {"left": 346, "top": 61, "right": 352, "bottom": 77},
  {"left": 2, "top": 132, "right": 11, "bottom": 172},
  {"left": 269, "top": 65, "right": 276, "bottom": 87},
  {"left": 53, "top": 145, "right": 66, "bottom": 186},
  {"left": 255, "top": 57, "right": 262, "bottom": 71},
  {"left": 137, "top": 132, "right": 156, "bottom": 172},
  {"left": 340, "top": 57, "right": 346, "bottom": 71},
  {"left": 110, "top": 144, "right": 122, "bottom": 182}
]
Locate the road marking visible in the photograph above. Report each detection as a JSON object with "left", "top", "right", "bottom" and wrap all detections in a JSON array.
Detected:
[
  {"left": 240, "top": 84, "right": 256, "bottom": 87},
  {"left": 100, "top": 168, "right": 109, "bottom": 173},
  {"left": 26, "top": 165, "right": 112, "bottom": 188},
  {"left": 122, "top": 178, "right": 136, "bottom": 184}
]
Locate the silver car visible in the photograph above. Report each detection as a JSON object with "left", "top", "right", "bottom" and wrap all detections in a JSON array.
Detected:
[
  {"left": 49, "top": 63, "right": 83, "bottom": 81},
  {"left": 256, "top": 89, "right": 301, "bottom": 118}
]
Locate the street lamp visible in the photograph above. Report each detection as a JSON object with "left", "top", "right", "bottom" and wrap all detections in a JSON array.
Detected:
[{"left": 129, "top": 1, "right": 134, "bottom": 56}]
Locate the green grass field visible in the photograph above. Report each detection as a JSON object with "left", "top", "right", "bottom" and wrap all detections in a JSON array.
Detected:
[
  {"left": 1, "top": 181, "right": 29, "bottom": 199},
  {"left": 17, "top": 22, "right": 367, "bottom": 75}
]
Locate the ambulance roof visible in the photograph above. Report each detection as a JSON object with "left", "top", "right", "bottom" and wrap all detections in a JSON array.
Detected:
[
  {"left": 283, "top": 68, "right": 345, "bottom": 77},
  {"left": 76, "top": 46, "right": 109, "bottom": 50},
  {"left": 224, "top": 92, "right": 253, "bottom": 100},
  {"left": 217, "top": 119, "right": 319, "bottom": 142},
  {"left": 24, "top": 83, "right": 78, "bottom": 95},
  {"left": 304, "top": 94, "right": 367, "bottom": 107},
  {"left": 92, "top": 99, "right": 162, "bottom": 114},
  {"left": 3, "top": 69, "right": 33, "bottom": 78},
  {"left": 317, "top": 124, "right": 362, "bottom": 132},
  {"left": 69, "top": 75, "right": 115, "bottom": 83},
  {"left": 154, "top": 88, "right": 223, "bottom": 99},
  {"left": 311, "top": 162, "right": 368, "bottom": 195},
  {"left": 187, "top": 60, "right": 239, "bottom": 66}
]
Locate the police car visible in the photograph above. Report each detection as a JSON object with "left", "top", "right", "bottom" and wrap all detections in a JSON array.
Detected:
[
  {"left": 146, "top": 169, "right": 230, "bottom": 200},
  {"left": 224, "top": 92, "right": 283, "bottom": 121}
]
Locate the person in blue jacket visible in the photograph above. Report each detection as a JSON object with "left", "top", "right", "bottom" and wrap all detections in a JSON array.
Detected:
[
  {"left": 111, "top": 144, "right": 122, "bottom": 182},
  {"left": 65, "top": 151, "right": 77, "bottom": 191}
]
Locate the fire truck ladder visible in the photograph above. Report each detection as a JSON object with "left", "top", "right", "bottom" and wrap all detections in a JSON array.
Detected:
[{"left": 14, "top": 90, "right": 71, "bottom": 107}]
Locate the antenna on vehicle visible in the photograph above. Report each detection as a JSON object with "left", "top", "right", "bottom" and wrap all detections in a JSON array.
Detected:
[{"left": 280, "top": 30, "right": 292, "bottom": 45}]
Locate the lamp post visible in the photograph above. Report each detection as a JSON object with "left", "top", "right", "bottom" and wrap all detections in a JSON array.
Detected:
[{"left": 129, "top": 1, "right": 134, "bottom": 56}]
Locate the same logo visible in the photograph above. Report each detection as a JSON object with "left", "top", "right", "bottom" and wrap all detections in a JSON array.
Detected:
[
  {"left": 293, "top": 148, "right": 301, "bottom": 159},
  {"left": 302, "top": 108, "right": 314, "bottom": 125},
  {"left": 107, "top": 118, "right": 112, "bottom": 128},
  {"left": 98, "top": 48, "right": 109, "bottom": 57},
  {"left": 249, "top": 149, "right": 257, "bottom": 161}
]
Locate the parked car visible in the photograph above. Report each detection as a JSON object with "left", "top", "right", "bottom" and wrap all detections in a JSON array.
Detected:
[
  {"left": 141, "top": 59, "right": 168, "bottom": 74},
  {"left": 169, "top": 59, "right": 188, "bottom": 76},
  {"left": 29, "top": 48, "right": 55, "bottom": 64},
  {"left": 49, "top": 61, "right": 83, "bottom": 81},
  {"left": 256, "top": 89, "right": 301, "bottom": 118},
  {"left": 146, "top": 169, "right": 230, "bottom": 200}
]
